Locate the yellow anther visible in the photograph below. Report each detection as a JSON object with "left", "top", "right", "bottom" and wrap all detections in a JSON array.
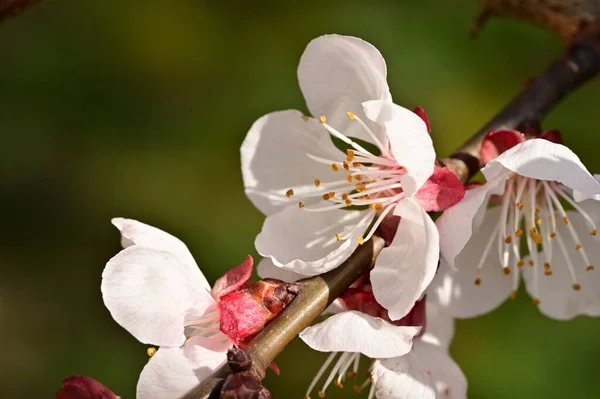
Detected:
[
  {"left": 576, "top": 243, "right": 582, "bottom": 250},
  {"left": 516, "top": 202, "right": 524, "bottom": 209},
  {"left": 544, "top": 270, "right": 553, "bottom": 276},
  {"left": 334, "top": 381, "right": 344, "bottom": 389},
  {"left": 474, "top": 277, "right": 482, "bottom": 286},
  {"left": 374, "top": 203, "right": 384, "bottom": 211},
  {"left": 335, "top": 233, "right": 342, "bottom": 241},
  {"left": 573, "top": 283, "right": 581, "bottom": 291},
  {"left": 346, "top": 149, "right": 355, "bottom": 161},
  {"left": 328, "top": 191, "right": 335, "bottom": 198},
  {"left": 532, "top": 298, "right": 541, "bottom": 305},
  {"left": 591, "top": 229, "right": 598, "bottom": 236},
  {"left": 331, "top": 163, "right": 339, "bottom": 172},
  {"left": 530, "top": 228, "right": 543, "bottom": 244},
  {"left": 544, "top": 262, "right": 551, "bottom": 271},
  {"left": 346, "top": 174, "right": 353, "bottom": 183},
  {"left": 355, "top": 174, "right": 363, "bottom": 181},
  {"left": 147, "top": 347, "right": 157, "bottom": 357},
  {"left": 517, "top": 260, "right": 525, "bottom": 268},
  {"left": 353, "top": 386, "right": 362, "bottom": 393},
  {"left": 370, "top": 376, "right": 375, "bottom": 384},
  {"left": 302, "top": 115, "right": 310, "bottom": 121},
  {"left": 341, "top": 193, "right": 349, "bottom": 200},
  {"left": 314, "top": 179, "right": 321, "bottom": 187},
  {"left": 511, "top": 290, "right": 517, "bottom": 299},
  {"left": 343, "top": 161, "right": 350, "bottom": 171},
  {"left": 587, "top": 265, "right": 595, "bottom": 271},
  {"left": 347, "top": 372, "right": 357, "bottom": 380},
  {"left": 347, "top": 111, "right": 356, "bottom": 120},
  {"left": 285, "top": 189, "right": 294, "bottom": 198},
  {"left": 319, "top": 116, "right": 327, "bottom": 124},
  {"left": 535, "top": 207, "right": 541, "bottom": 213},
  {"left": 516, "top": 229, "right": 524, "bottom": 237},
  {"left": 356, "top": 183, "right": 366, "bottom": 192},
  {"left": 535, "top": 217, "right": 542, "bottom": 225},
  {"left": 563, "top": 216, "right": 569, "bottom": 225},
  {"left": 318, "top": 391, "right": 326, "bottom": 398},
  {"left": 549, "top": 232, "right": 556, "bottom": 238},
  {"left": 528, "top": 260, "right": 534, "bottom": 266},
  {"left": 503, "top": 266, "right": 511, "bottom": 275},
  {"left": 505, "top": 236, "right": 512, "bottom": 244},
  {"left": 298, "top": 202, "right": 305, "bottom": 208},
  {"left": 345, "top": 199, "right": 353, "bottom": 206},
  {"left": 322, "top": 193, "right": 331, "bottom": 201},
  {"left": 548, "top": 216, "right": 553, "bottom": 222},
  {"left": 357, "top": 237, "right": 365, "bottom": 245},
  {"left": 352, "top": 161, "right": 361, "bottom": 168}
]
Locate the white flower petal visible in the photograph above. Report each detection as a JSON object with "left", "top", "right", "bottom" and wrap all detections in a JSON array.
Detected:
[
  {"left": 373, "top": 340, "right": 467, "bottom": 399},
  {"left": 136, "top": 348, "right": 199, "bottom": 399},
  {"left": 428, "top": 207, "right": 513, "bottom": 318},
  {"left": 573, "top": 174, "right": 600, "bottom": 202},
  {"left": 298, "top": 34, "right": 391, "bottom": 150},
  {"left": 299, "top": 311, "right": 419, "bottom": 358},
  {"left": 241, "top": 110, "right": 341, "bottom": 215},
  {"left": 102, "top": 246, "right": 214, "bottom": 347},
  {"left": 256, "top": 257, "right": 304, "bottom": 283},
  {"left": 371, "top": 198, "right": 439, "bottom": 320},
  {"left": 522, "top": 211, "right": 600, "bottom": 320},
  {"left": 183, "top": 336, "right": 229, "bottom": 375},
  {"left": 483, "top": 139, "right": 600, "bottom": 197},
  {"left": 421, "top": 301, "right": 455, "bottom": 350},
  {"left": 323, "top": 299, "right": 348, "bottom": 315},
  {"left": 111, "top": 218, "right": 210, "bottom": 291},
  {"left": 437, "top": 174, "right": 508, "bottom": 267},
  {"left": 362, "top": 100, "right": 435, "bottom": 195},
  {"left": 255, "top": 206, "right": 369, "bottom": 276}
]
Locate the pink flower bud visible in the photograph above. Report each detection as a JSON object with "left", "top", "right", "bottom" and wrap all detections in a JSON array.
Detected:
[
  {"left": 56, "top": 376, "right": 118, "bottom": 399},
  {"left": 214, "top": 256, "right": 299, "bottom": 345}
]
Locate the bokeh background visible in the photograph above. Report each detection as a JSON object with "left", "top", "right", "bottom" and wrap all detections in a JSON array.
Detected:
[{"left": 2, "top": 1, "right": 600, "bottom": 398}]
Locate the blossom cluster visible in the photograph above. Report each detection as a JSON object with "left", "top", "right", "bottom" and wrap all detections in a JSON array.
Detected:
[{"left": 94, "top": 35, "right": 600, "bottom": 398}]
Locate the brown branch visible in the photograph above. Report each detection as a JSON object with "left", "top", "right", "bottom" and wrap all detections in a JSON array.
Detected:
[
  {"left": 472, "top": 0, "right": 600, "bottom": 41},
  {"left": 182, "top": 236, "right": 386, "bottom": 399},
  {"left": 441, "top": 33, "right": 600, "bottom": 183}
]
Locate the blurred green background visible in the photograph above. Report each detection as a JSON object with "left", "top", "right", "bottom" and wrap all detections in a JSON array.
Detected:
[{"left": 1, "top": 0, "right": 600, "bottom": 398}]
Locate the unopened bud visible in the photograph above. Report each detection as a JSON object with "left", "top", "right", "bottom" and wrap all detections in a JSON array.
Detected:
[{"left": 56, "top": 376, "right": 119, "bottom": 399}]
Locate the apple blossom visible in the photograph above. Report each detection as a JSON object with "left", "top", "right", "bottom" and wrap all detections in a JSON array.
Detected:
[
  {"left": 371, "top": 301, "right": 466, "bottom": 399},
  {"left": 298, "top": 276, "right": 421, "bottom": 399},
  {"left": 290, "top": 272, "right": 465, "bottom": 399},
  {"left": 101, "top": 218, "right": 296, "bottom": 398},
  {"left": 242, "top": 34, "right": 464, "bottom": 321},
  {"left": 429, "top": 130, "right": 600, "bottom": 320}
]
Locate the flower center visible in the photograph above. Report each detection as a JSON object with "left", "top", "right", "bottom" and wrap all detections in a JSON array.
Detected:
[
  {"left": 474, "top": 175, "right": 597, "bottom": 303},
  {"left": 286, "top": 112, "right": 406, "bottom": 245},
  {"left": 304, "top": 351, "right": 375, "bottom": 399},
  {"left": 183, "top": 305, "right": 231, "bottom": 344}
]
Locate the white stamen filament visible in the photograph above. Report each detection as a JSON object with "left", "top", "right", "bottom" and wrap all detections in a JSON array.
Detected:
[
  {"left": 554, "top": 229, "right": 579, "bottom": 285},
  {"left": 321, "top": 122, "right": 371, "bottom": 154},
  {"left": 367, "top": 381, "right": 376, "bottom": 399},
  {"left": 305, "top": 352, "right": 338, "bottom": 398},
  {"left": 349, "top": 113, "right": 387, "bottom": 153},
  {"left": 477, "top": 174, "right": 595, "bottom": 300},
  {"left": 363, "top": 203, "right": 396, "bottom": 243},
  {"left": 475, "top": 224, "right": 500, "bottom": 282},
  {"left": 321, "top": 352, "right": 352, "bottom": 394},
  {"left": 554, "top": 186, "right": 598, "bottom": 232}
]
